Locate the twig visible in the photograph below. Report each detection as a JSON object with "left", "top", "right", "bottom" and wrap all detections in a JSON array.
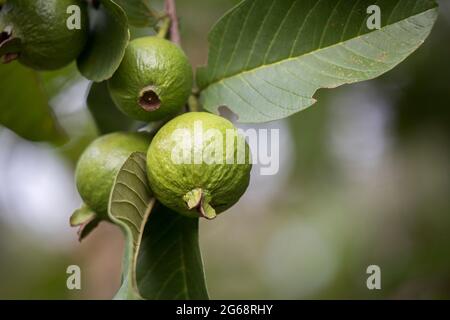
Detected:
[
  {"left": 164, "top": 0, "right": 180, "bottom": 45},
  {"left": 157, "top": 17, "right": 171, "bottom": 39},
  {"left": 188, "top": 95, "right": 201, "bottom": 112}
]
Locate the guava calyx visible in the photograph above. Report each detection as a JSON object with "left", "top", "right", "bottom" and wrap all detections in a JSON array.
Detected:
[
  {"left": 139, "top": 86, "right": 161, "bottom": 111},
  {"left": 200, "top": 202, "right": 217, "bottom": 220},
  {"left": 0, "top": 27, "right": 21, "bottom": 63},
  {"left": 0, "top": 30, "right": 10, "bottom": 44},
  {"left": 183, "top": 188, "right": 217, "bottom": 220}
]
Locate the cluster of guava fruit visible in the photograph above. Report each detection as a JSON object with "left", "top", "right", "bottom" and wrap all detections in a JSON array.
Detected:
[
  {"left": 76, "top": 112, "right": 252, "bottom": 222},
  {"left": 0, "top": 0, "right": 251, "bottom": 223}
]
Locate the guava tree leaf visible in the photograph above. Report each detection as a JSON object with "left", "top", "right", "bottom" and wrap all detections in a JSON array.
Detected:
[
  {"left": 136, "top": 205, "right": 209, "bottom": 300},
  {"left": 110, "top": 152, "right": 209, "bottom": 300},
  {"left": 114, "top": 0, "right": 158, "bottom": 27},
  {"left": 197, "top": 0, "right": 439, "bottom": 123},
  {"left": 87, "top": 82, "right": 135, "bottom": 134},
  {"left": 109, "top": 152, "right": 155, "bottom": 300},
  {"left": 70, "top": 206, "right": 96, "bottom": 227},
  {"left": 0, "top": 62, "right": 65, "bottom": 143},
  {"left": 70, "top": 205, "right": 100, "bottom": 241},
  {"left": 77, "top": 0, "right": 130, "bottom": 82}
]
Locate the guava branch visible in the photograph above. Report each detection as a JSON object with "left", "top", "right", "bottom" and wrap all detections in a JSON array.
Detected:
[{"left": 165, "top": 0, "right": 180, "bottom": 45}]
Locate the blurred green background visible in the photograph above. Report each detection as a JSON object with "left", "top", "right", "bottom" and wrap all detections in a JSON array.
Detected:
[{"left": 0, "top": 0, "right": 448, "bottom": 299}]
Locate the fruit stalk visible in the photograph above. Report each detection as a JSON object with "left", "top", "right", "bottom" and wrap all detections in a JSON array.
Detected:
[{"left": 188, "top": 95, "right": 200, "bottom": 112}]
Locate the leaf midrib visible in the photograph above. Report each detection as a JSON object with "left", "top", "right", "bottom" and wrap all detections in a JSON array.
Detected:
[{"left": 132, "top": 198, "right": 155, "bottom": 290}]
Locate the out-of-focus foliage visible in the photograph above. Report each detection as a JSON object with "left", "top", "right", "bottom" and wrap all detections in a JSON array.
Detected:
[
  {"left": 77, "top": 0, "right": 130, "bottom": 81},
  {"left": 87, "top": 82, "right": 135, "bottom": 134},
  {"left": 0, "top": 62, "right": 65, "bottom": 143}
]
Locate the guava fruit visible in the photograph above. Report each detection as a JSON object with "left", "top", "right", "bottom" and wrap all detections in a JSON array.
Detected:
[
  {"left": 75, "top": 132, "right": 151, "bottom": 219},
  {"left": 108, "top": 37, "right": 193, "bottom": 122},
  {"left": 0, "top": 0, "right": 88, "bottom": 70},
  {"left": 146, "top": 112, "right": 252, "bottom": 219}
]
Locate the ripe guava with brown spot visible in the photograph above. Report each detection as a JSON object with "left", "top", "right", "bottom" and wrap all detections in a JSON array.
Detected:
[{"left": 108, "top": 37, "right": 193, "bottom": 122}]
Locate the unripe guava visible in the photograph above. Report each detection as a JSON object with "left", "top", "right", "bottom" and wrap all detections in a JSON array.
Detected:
[
  {"left": 108, "top": 37, "right": 193, "bottom": 122},
  {"left": 146, "top": 112, "right": 252, "bottom": 219},
  {"left": 0, "top": 0, "right": 89, "bottom": 70},
  {"left": 75, "top": 132, "right": 151, "bottom": 219}
]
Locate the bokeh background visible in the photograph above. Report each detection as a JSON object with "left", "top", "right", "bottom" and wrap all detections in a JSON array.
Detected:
[{"left": 0, "top": 0, "right": 448, "bottom": 299}]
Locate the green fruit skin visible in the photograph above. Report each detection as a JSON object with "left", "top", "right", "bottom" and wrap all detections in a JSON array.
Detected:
[
  {"left": 0, "top": 0, "right": 88, "bottom": 70},
  {"left": 146, "top": 112, "right": 252, "bottom": 218},
  {"left": 75, "top": 132, "right": 151, "bottom": 219},
  {"left": 108, "top": 37, "right": 193, "bottom": 122}
]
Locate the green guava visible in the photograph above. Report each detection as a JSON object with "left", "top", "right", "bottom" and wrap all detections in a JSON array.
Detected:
[
  {"left": 108, "top": 36, "right": 193, "bottom": 122},
  {"left": 75, "top": 132, "right": 151, "bottom": 219},
  {"left": 0, "top": 0, "right": 88, "bottom": 70},
  {"left": 146, "top": 112, "right": 252, "bottom": 219}
]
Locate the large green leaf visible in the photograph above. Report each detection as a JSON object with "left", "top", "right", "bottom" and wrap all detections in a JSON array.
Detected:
[
  {"left": 0, "top": 62, "right": 65, "bottom": 143},
  {"left": 197, "top": 0, "right": 439, "bottom": 123},
  {"left": 115, "top": 0, "right": 158, "bottom": 27},
  {"left": 77, "top": 0, "right": 130, "bottom": 82},
  {"left": 136, "top": 205, "right": 209, "bottom": 300},
  {"left": 109, "top": 152, "right": 208, "bottom": 300},
  {"left": 87, "top": 82, "right": 135, "bottom": 134}
]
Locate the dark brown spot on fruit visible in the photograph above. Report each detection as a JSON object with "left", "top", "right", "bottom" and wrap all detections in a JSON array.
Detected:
[
  {"left": 0, "top": 31, "right": 20, "bottom": 64},
  {"left": 139, "top": 88, "right": 161, "bottom": 112},
  {"left": 0, "top": 31, "right": 10, "bottom": 45}
]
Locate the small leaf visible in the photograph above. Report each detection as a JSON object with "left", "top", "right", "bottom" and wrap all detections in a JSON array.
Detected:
[
  {"left": 0, "top": 62, "right": 65, "bottom": 143},
  {"left": 87, "top": 82, "right": 135, "bottom": 134},
  {"left": 114, "top": 0, "right": 158, "bottom": 27},
  {"left": 70, "top": 205, "right": 96, "bottom": 226},
  {"left": 136, "top": 205, "right": 209, "bottom": 300},
  {"left": 197, "top": 0, "right": 439, "bottom": 123},
  {"left": 77, "top": 0, "right": 130, "bottom": 82},
  {"left": 109, "top": 152, "right": 155, "bottom": 300},
  {"left": 70, "top": 206, "right": 101, "bottom": 241}
]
